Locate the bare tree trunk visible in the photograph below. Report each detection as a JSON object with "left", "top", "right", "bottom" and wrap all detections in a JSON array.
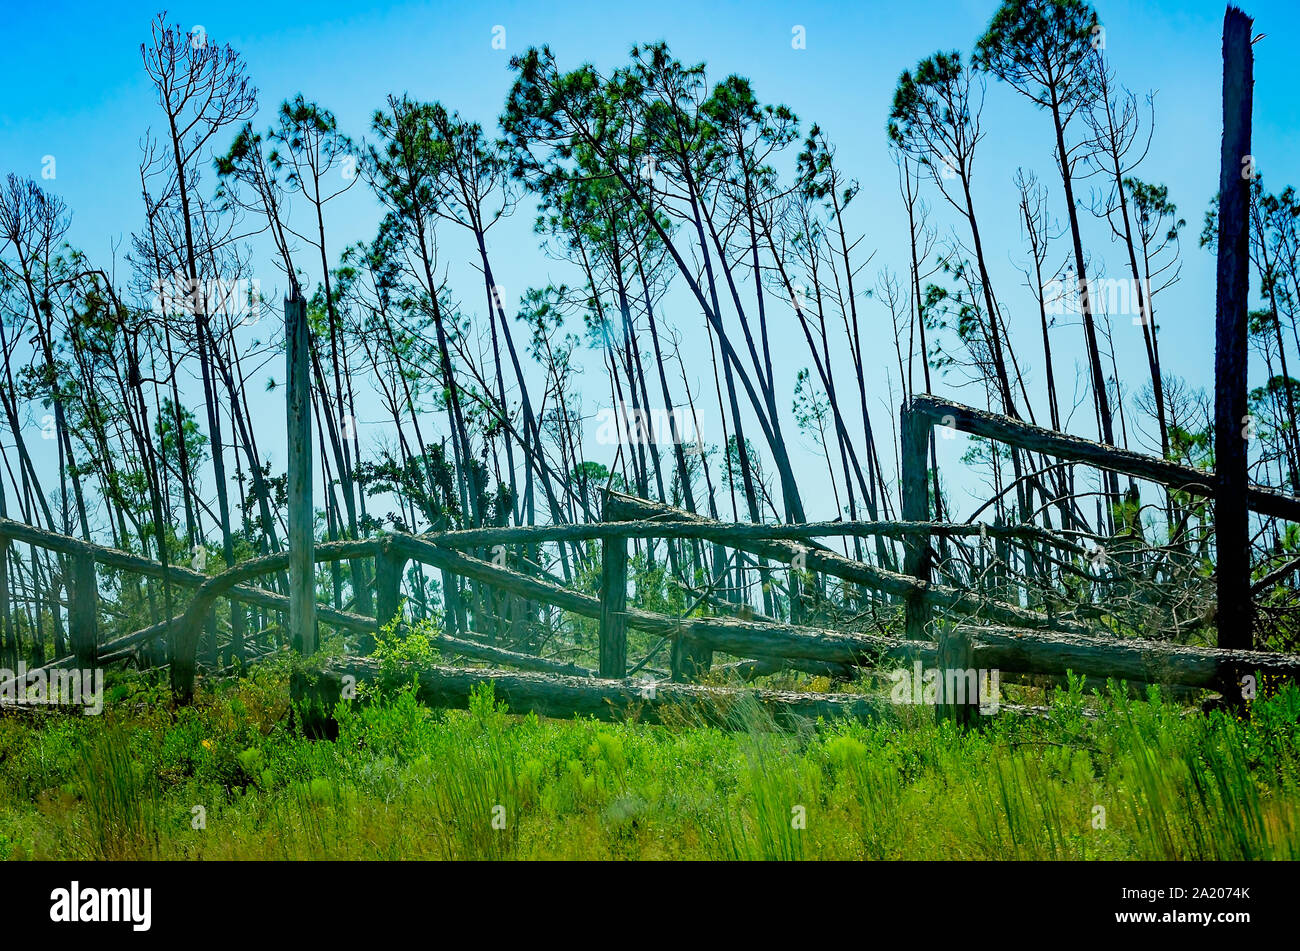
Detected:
[
  {"left": 287, "top": 295, "right": 317, "bottom": 655},
  {"left": 1214, "top": 5, "right": 1255, "bottom": 652}
]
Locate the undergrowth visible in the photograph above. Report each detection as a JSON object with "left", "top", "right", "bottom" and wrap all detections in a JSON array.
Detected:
[{"left": 0, "top": 661, "right": 1296, "bottom": 860}]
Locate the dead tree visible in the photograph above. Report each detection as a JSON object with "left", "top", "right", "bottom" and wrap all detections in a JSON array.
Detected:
[{"left": 1214, "top": 5, "right": 1254, "bottom": 652}]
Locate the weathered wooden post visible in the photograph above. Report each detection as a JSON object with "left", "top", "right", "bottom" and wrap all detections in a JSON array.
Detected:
[
  {"left": 374, "top": 537, "right": 406, "bottom": 643},
  {"left": 1214, "top": 5, "right": 1255, "bottom": 653},
  {"left": 597, "top": 492, "right": 632, "bottom": 678},
  {"left": 598, "top": 529, "right": 628, "bottom": 679},
  {"left": 993, "top": 513, "right": 1010, "bottom": 602},
  {"left": 0, "top": 525, "right": 14, "bottom": 669},
  {"left": 68, "top": 549, "right": 98, "bottom": 667},
  {"left": 903, "top": 400, "right": 974, "bottom": 725},
  {"left": 286, "top": 294, "right": 316, "bottom": 655},
  {"left": 900, "top": 402, "right": 932, "bottom": 643}
]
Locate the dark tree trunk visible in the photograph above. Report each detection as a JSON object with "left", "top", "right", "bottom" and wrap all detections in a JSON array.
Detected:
[{"left": 1214, "top": 6, "right": 1255, "bottom": 652}]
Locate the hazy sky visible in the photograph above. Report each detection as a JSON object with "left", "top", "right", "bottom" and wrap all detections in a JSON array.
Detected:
[{"left": 2, "top": 0, "right": 1296, "bottom": 524}]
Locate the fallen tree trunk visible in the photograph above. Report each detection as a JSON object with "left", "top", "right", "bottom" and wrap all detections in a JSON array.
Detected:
[
  {"left": 715, "top": 656, "right": 857, "bottom": 682},
  {"left": 436, "top": 634, "right": 596, "bottom": 678},
  {"left": 909, "top": 395, "right": 1300, "bottom": 523},
  {"left": 968, "top": 626, "right": 1300, "bottom": 692},
  {"left": 171, "top": 539, "right": 378, "bottom": 697},
  {"left": 394, "top": 535, "right": 932, "bottom": 666},
  {"left": 0, "top": 517, "right": 305, "bottom": 616},
  {"left": 604, "top": 493, "right": 1089, "bottom": 634},
  {"left": 310, "top": 659, "right": 889, "bottom": 728},
  {"left": 302, "top": 660, "right": 1064, "bottom": 727},
  {"left": 87, "top": 588, "right": 376, "bottom": 670},
  {"left": 423, "top": 516, "right": 1087, "bottom": 551},
  {"left": 373, "top": 535, "right": 1300, "bottom": 691}
]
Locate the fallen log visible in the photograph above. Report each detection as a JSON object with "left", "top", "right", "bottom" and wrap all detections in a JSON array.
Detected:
[
  {"left": 76, "top": 592, "right": 377, "bottom": 672},
  {"left": 304, "top": 660, "right": 1064, "bottom": 727},
  {"left": 604, "top": 492, "right": 1089, "bottom": 634},
  {"left": 0, "top": 517, "right": 304, "bottom": 617},
  {"left": 424, "top": 516, "right": 1087, "bottom": 552},
  {"left": 394, "top": 535, "right": 933, "bottom": 666},
  {"left": 309, "top": 660, "right": 889, "bottom": 728},
  {"left": 714, "top": 656, "right": 856, "bottom": 682},
  {"left": 910, "top": 395, "right": 1300, "bottom": 523},
  {"left": 435, "top": 634, "right": 595, "bottom": 678},
  {"left": 350, "top": 536, "right": 1300, "bottom": 691},
  {"left": 968, "top": 626, "right": 1300, "bottom": 691},
  {"left": 170, "top": 540, "right": 377, "bottom": 697}
]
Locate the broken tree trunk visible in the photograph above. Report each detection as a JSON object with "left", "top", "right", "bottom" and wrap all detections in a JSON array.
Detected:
[
  {"left": 437, "top": 633, "right": 595, "bottom": 677},
  {"left": 604, "top": 491, "right": 1088, "bottom": 634},
  {"left": 287, "top": 294, "right": 316, "bottom": 656},
  {"left": 67, "top": 549, "right": 97, "bottom": 668},
  {"left": 1214, "top": 5, "right": 1255, "bottom": 652},
  {"left": 374, "top": 537, "right": 406, "bottom": 642},
  {"left": 900, "top": 402, "right": 933, "bottom": 642},
  {"left": 169, "top": 540, "right": 374, "bottom": 698},
  {"left": 903, "top": 402, "right": 976, "bottom": 726},
  {"left": 598, "top": 495, "right": 629, "bottom": 678},
  {"left": 604, "top": 492, "right": 712, "bottom": 681},
  {"left": 908, "top": 394, "right": 1300, "bottom": 523},
  {"left": 393, "top": 534, "right": 930, "bottom": 666},
  {"left": 314, "top": 659, "right": 889, "bottom": 729},
  {"left": 968, "top": 625, "right": 1298, "bottom": 693}
]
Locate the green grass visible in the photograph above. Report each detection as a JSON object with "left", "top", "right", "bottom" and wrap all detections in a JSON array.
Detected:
[{"left": 0, "top": 662, "right": 1297, "bottom": 860}]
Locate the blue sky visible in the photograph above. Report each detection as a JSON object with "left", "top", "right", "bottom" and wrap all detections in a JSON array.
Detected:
[{"left": 2, "top": 0, "right": 1297, "bottom": 524}]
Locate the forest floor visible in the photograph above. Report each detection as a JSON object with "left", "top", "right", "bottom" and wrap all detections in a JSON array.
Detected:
[{"left": 0, "top": 659, "right": 1297, "bottom": 860}]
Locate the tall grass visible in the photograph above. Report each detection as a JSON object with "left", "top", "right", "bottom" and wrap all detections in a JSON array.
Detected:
[
  {"left": 414, "top": 683, "right": 522, "bottom": 859},
  {"left": 73, "top": 728, "right": 160, "bottom": 860},
  {"left": 2, "top": 666, "right": 1297, "bottom": 860},
  {"left": 1110, "top": 693, "right": 1299, "bottom": 859}
]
